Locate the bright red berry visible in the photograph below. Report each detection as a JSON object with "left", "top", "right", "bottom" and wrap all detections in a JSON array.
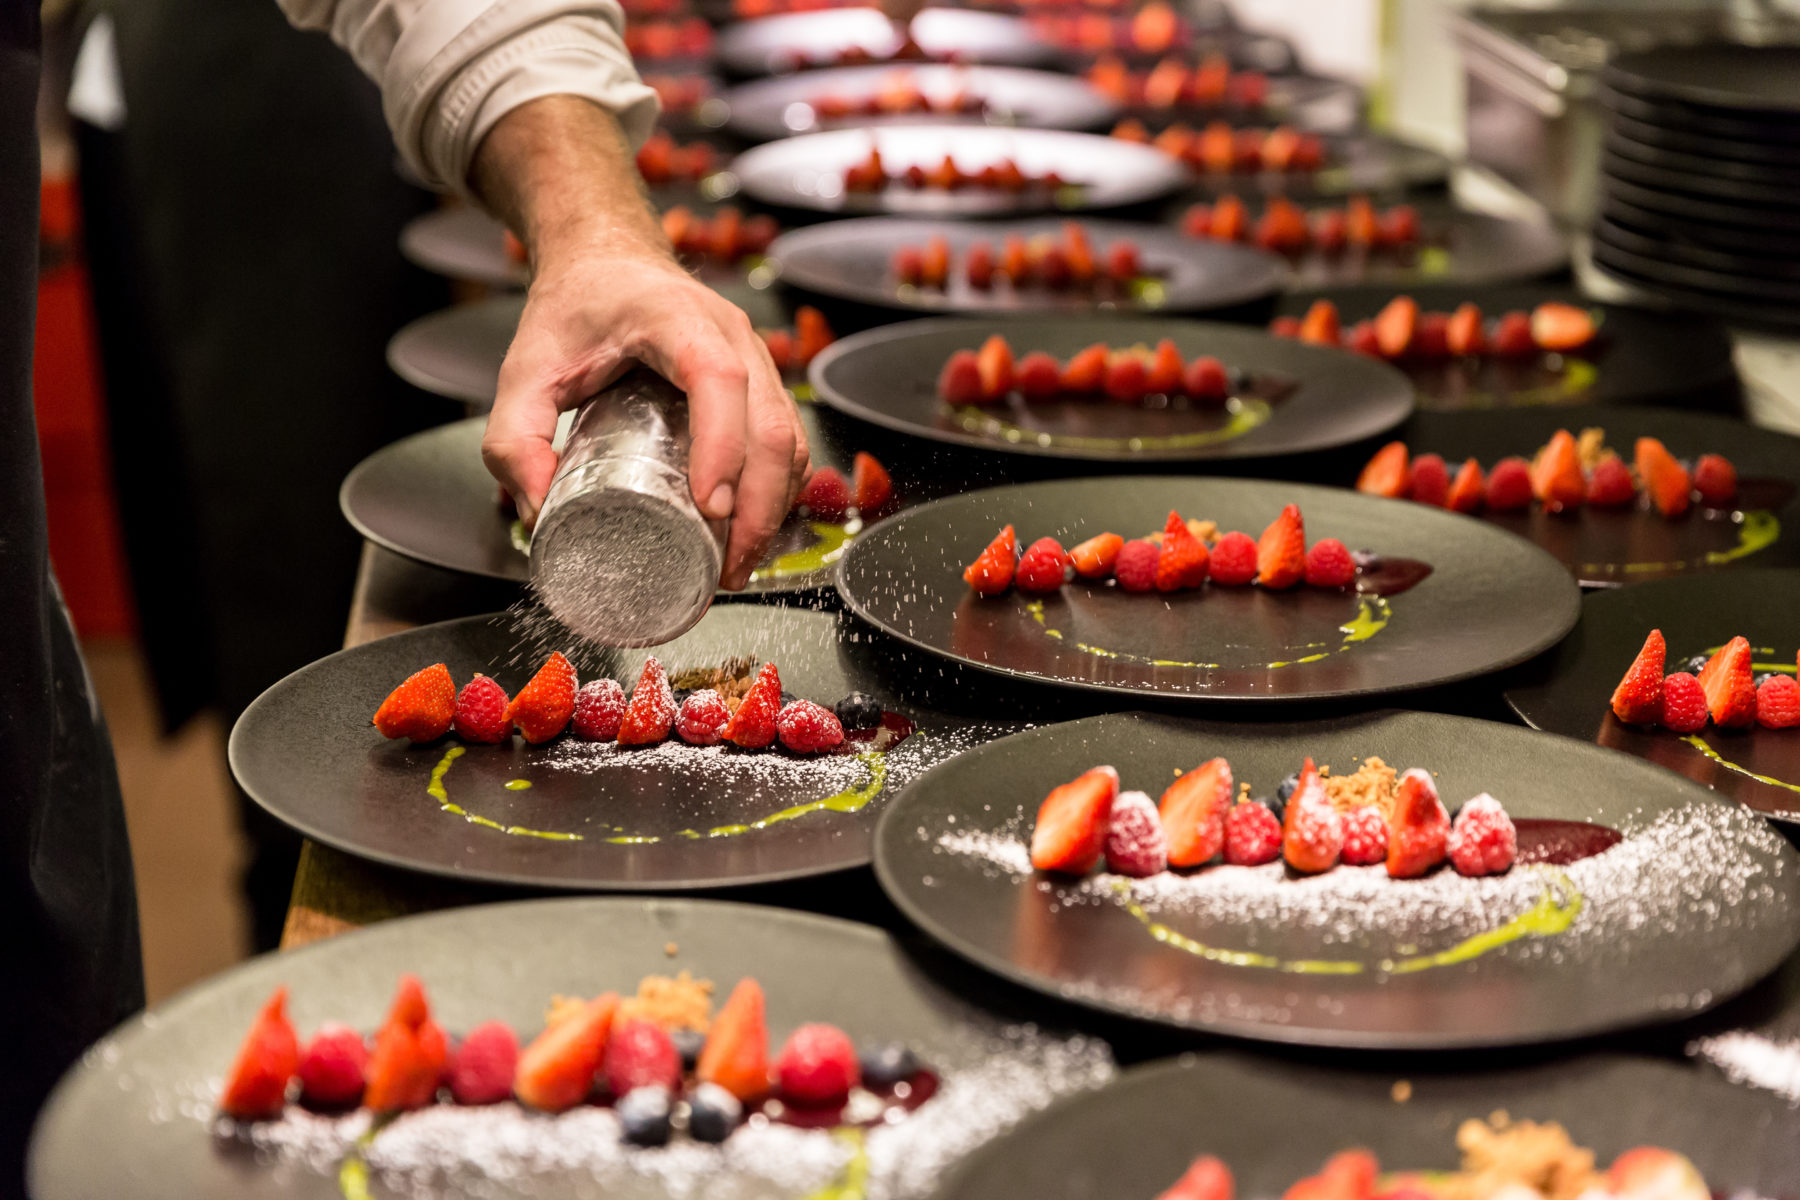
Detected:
[
  {"left": 1114, "top": 538, "right": 1160, "bottom": 593},
  {"left": 1208, "top": 531, "right": 1257, "bottom": 586},
  {"left": 374, "top": 664, "right": 456, "bottom": 742},
  {"left": 296, "top": 1024, "right": 368, "bottom": 1109},
  {"left": 1339, "top": 805, "right": 1389, "bottom": 866},
  {"left": 572, "top": 678, "right": 626, "bottom": 741},
  {"left": 776, "top": 700, "right": 845, "bottom": 753},
  {"left": 1586, "top": 456, "right": 1636, "bottom": 508},
  {"left": 774, "top": 1023, "right": 860, "bottom": 1108},
  {"left": 1757, "top": 675, "right": 1800, "bottom": 730},
  {"left": 506, "top": 652, "right": 578, "bottom": 744},
  {"left": 1448, "top": 793, "right": 1517, "bottom": 877},
  {"left": 605, "top": 1019, "right": 682, "bottom": 1097},
  {"left": 676, "top": 688, "right": 731, "bottom": 745},
  {"left": 1409, "top": 454, "right": 1450, "bottom": 506},
  {"left": 448, "top": 1021, "right": 518, "bottom": 1106},
  {"left": 453, "top": 675, "right": 512, "bottom": 744},
  {"left": 1694, "top": 454, "right": 1739, "bottom": 508},
  {"left": 1103, "top": 790, "right": 1168, "bottom": 877},
  {"left": 797, "top": 468, "right": 852, "bottom": 520},
  {"left": 1015, "top": 536, "right": 1072, "bottom": 593},
  {"left": 1223, "top": 801, "right": 1282, "bottom": 866},
  {"left": 1485, "top": 457, "right": 1534, "bottom": 512},
  {"left": 617, "top": 657, "right": 676, "bottom": 746},
  {"left": 1303, "top": 538, "right": 1356, "bottom": 589},
  {"left": 1660, "top": 672, "right": 1708, "bottom": 733}
]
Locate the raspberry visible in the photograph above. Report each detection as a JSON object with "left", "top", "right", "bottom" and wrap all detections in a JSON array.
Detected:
[
  {"left": 1303, "top": 538, "right": 1356, "bottom": 589},
  {"left": 453, "top": 674, "right": 511, "bottom": 744},
  {"left": 1339, "top": 804, "right": 1389, "bottom": 866},
  {"left": 796, "top": 467, "right": 851, "bottom": 520},
  {"left": 448, "top": 1021, "right": 518, "bottom": 1106},
  {"left": 1115, "top": 538, "right": 1159, "bottom": 592},
  {"left": 1485, "top": 457, "right": 1534, "bottom": 512},
  {"left": 777, "top": 700, "right": 845, "bottom": 753},
  {"left": 1208, "top": 531, "right": 1257, "bottom": 586},
  {"left": 572, "top": 679, "right": 626, "bottom": 741},
  {"left": 1659, "top": 671, "right": 1708, "bottom": 733},
  {"left": 676, "top": 689, "right": 731, "bottom": 745},
  {"left": 1757, "top": 674, "right": 1800, "bottom": 729},
  {"left": 296, "top": 1023, "right": 369, "bottom": 1109},
  {"left": 1447, "top": 793, "right": 1517, "bottom": 877},
  {"left": 774, "top": 1023, "right": 861, "bottom": 1108},
  {"left": 1102, "top": 790, "right": 1168, "bottom": 877},
  {"left": 1223, "top": 800, "right": 1282, "bottom": 866},
  {"left": 1016, "top": 537, "right": 1071, "bottom": 593},
  {"left": 605, "top": 1019, "right": 682, "bottom": 1098}
]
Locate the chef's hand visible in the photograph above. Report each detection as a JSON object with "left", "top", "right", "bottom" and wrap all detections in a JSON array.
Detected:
[{"left": 470, "top": 95, "right": 809, "bottom": 591}]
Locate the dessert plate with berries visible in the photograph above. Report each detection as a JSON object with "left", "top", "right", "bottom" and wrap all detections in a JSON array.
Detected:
[
  {"left": 713, "top": 8, "right": 1056, "bottom": 77},
  {"left": 1086, "top": 55, "right": 1361, "bottom": 133},
  {"left": 767, "top": 217, "right": 1285, "bottom": 316},
  {"left": 1268, "top": 284, "right": 1739, "bottom": 411},
  {"left": 810, "top": 316, "right": 1411, "bottom": 463},
  {"left": 873, "top": 708, "right": 1800, "bottom": 1046},
  {"left": 937, "top": 1051, "right": 1800, "bottom": 1200},
  {"left": 1505, "top": 568, "right": 1800, "bottom": 824},
  {"left": 1346, "top": 407, "right": 1800, "bottom": 587},
  {"left": 29, "top": 896, "right": 1116, "bottom": 1200},
  {"left": 1111, "top": 122, "right": 1450, "bottom": 198},
  {"left": 726, "top": 125, "right": 1190, "bottom": 217},
  {"left": 341, "top": 409, "right": 914, "bottom": 594},
  {"left": 837, "top": 476, "right": 1576, "bottom": 703},
  {"left": 229, "top": 605, "right": 1017, "bottom": 890},
  {"left": 720, "top": 64, "right": 1120, "bottom": 143}
]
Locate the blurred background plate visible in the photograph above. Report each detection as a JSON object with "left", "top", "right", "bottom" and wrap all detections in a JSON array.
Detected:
[{"left": 714, "top": 8, "right": 1057, "bottom": 77}]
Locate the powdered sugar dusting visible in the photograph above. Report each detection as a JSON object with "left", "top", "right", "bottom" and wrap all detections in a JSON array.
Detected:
[{"left": 1691, "top": 1033, "right": 1800, "bottom": 1106}]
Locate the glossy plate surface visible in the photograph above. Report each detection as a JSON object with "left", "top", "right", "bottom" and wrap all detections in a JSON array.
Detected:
[{"left": 714, "top": 8, "right": 1056, "bottom": 77}]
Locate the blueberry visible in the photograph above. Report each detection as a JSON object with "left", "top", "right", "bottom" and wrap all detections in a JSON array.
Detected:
[
  {"left": 686, "top": 1082, "right": 742, "bottom": 1143},
  {"left": 1755, "top": 672, "right": 1779, "bottom": 689},
  {"left": 779, "top": 690, "right": 799, "bottom": 708},
  {"left": 670, "top": 1028, "right": 705, "bottom": 1071},
  {"left": 617, "top": 1086, "right": 673, "bottom": 1146},
  {"left": 1679, "top": 653, "right": 1710, "bottom": 676},
  {"left": 1256, "top": 793, "right": 1284, "bottom": 823},
  {"left": 671, "top": 687, "right": 694, "bottom": 708},
  {"left": 858, "top": 1042, "right": 920, "bottom": 1089},
  {"left": 1275, "top": 773, "right": 1299, "bottom": 803},
  {"left": 835, "top": 692, "right": 884, "bottom": 731}
]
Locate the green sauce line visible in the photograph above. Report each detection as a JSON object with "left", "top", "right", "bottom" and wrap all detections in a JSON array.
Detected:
[
  {"left": 1024, "top": 597, "right": 1390, "bottom": 671},
  {"left": 949, "top": 396, "right": 1272, "bottom": 452},
  {"left": 1680, "top": 735, "right": 1800, "bottom": 796}
]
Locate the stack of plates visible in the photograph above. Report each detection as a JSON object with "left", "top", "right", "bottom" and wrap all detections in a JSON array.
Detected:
[{"left": 1593, "top": 44, "right": 1800, "bottom": 328}]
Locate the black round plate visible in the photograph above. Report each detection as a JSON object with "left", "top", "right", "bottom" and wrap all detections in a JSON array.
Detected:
[
  {"left": 1591, "top": 245, "right": 1800, "bottom": 332},
  {"left": 1605, "top": 45, "right": 1800, "bottom": 117},
  {"left": 1600, "top": 83, "right": 1800, "bottom": 147},
  {"left": 1602, "top": 172, "right": 1800, "bottom": 233},
  {"left": 874, "top": 709, "right": 1800, "bottom": 1046},
  {"left": 714, "top": 8, "right": 1055, "bottom": 77},
  {"left": 400, "top": 207, "right": 527, "bottom": 289},
  {"left": 721, "top": 64, "right": 1118, "bottom": 142},
  {"left": 1604, "top": 127, "right": 1800, "bottom": 192},
  {"left": 340, "top": 407, "right": 926, "bottom": 594},
  {"left": 836, "top": 476, "right": 1577, "bottom": 702},
  {"left": 728, "top": 125, "right": 1190, "bottom": 216},
  {"left": 937, "top": 1052, "right": 1800, "bottom": 1200},
  {"left": 1271, "top": 283, "right": 1738, "bottom": 411},
  {"left": 810, "top": 315, "right": 1413, "bottom": 463},
  {"left": 29, "top": 897, "right": 1114, "bottom": 1200},
  {"left": 387, "top": 287, "right": 790, "bottom": 406},
  {"left": 1602, "top": 191, "right": 1800, "bottom": 259},
  {"left": 1179, "top": 132, "right": 1450, "bottom": 199},
  {"left": 1602, "top": 148, "right": 1800, "bottom": 209},
  {"left": 1117, "top": 73, "right": 1362, "bottom": 133},
  {"left": 767, "top": 216, "right": 1286, "bottom": 315},
  {"left": 1364, "top": 406, "right": 1800, "bottom": 588},
  {"left": 1591, "top": 231, "right": 1800, "bottom": 306},
  {"left": 1596, "top": 211, "right": 1800, "bottom": 282},
  {"left": 229, "top": 606, "right": 1020, "bottom": 890},
  {"left": 1506, "top": 568, "right": 1800, "bottom": 824},
  {"left": 1609, "top": 109, "right": 1800, "bottom": 167}
]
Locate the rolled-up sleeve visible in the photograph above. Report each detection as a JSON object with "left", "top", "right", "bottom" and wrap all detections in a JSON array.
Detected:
[{"left": 278, "top": 0, "right": 660, "bottom": 195}]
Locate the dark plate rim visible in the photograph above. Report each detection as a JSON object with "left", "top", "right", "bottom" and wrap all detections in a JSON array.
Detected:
[{"left": 1603, "top": 46, "right": 1800, "bottom": 117}]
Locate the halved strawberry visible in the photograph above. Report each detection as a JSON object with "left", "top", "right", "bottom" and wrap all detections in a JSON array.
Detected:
[
  {"left": 505, "top": 652, "right": 577, "bottom": 744},
  {"left": 795, "top": 307, "right": 833, "bottom": 365},
  {"left": 796, "top": 467, "right": 851, "bottom": 520},
  {"left": 1634, "top": 437, "right": 1692, "bottom": 518},
  {"left": 1298, "top": 299, "right": 1340, "bottom": 346},
  {"left": 1001, "top": 234, "right": 1032, "bottom": 282},
  {"left": 920, "top": 236, "right": 951, "bottom": 288},
  {"left": 1373, "top": 295, "right": 1417, "bottom": 359},
  {"left": 1693, "top": 454, "right": 1738, "bottom": 508},
  {"left": 1063, "top": 221, "right": 1097, "bottom": 282},
  {"left": 1355, "top": 442, "right": 1411, "bottom": 499},
  {"left": 219, "top": 987, "right": 300, "bottom": 1120},
  {"left": 1060, "top": 343, "right": 1110, "bottom": 393},
  {"left": 1280, "top": 759, "right": 1342, "bottom": 874},
  {"left": 977, "top": 334, "right": 1015, "bottom": 401},
  {"left": 1385, "top": 768, "right": 1448, "bottom": 879},
  {"left": 1016, "top": 537, "right": 1071, "bottom": 594},
  {"left": 1609, "top": 628, "right": 1665, "bottom": 725},
  {"left": 1015, "top": 351, "right": 1063, "bottom": 402},
  {"left": 1030, "top": 766, "right": 1119, "bottom": 874},
  {"left": 617, "top": 656, "right": 676, "bottom": 746},
  {"left": 851, "top": 452, "right": 893, "bottom": 515},
  {"left": 1159, "top": 758, "right": 1230, "bottom": 868},
  {"left": 1210, "top": 193, "right": 1247, "bottom": 240},
  {"left": 1070, "top": 532, "right": 1124, "bottom": 580},
  {"left": 1344, "top": 195, "right": 1379, "bottom": 245},
  {"left": 1530, "top": 301, "right": 1596, "bottom": 352},
  {"left": 515, "top": 992, "right": 619, "bottom": 1112},
  {"left": 1445, "top": 302, "right": 1485, "bottom": 356},
  {"left": 1255, "top": 503, "right": 1305, "bottom": 590},
  {"left": 723, "top": 662, "right": 782, "bottom": 748},
  {"left": 364, "top": 975, "right": 449, "bottom": 1113},
  {"left": 963, "top": 524, "right": 1017, "bottom": 596},
  {"left": 373, "top": 664, "right": 456, "bottom": 742},
  {"left": 1155, "top": 510, "right": 1210, "bottom": 591},
  {"left": 1446, "top": 458, "right": 1484, "bottom": 513},
  {"left": 1700, "top": 636, "right": 1756, "bottom": 728},
  {"left": 1145, "top": 339, "right": 1185, "bottom": 394},
  {"left": 1586, "top": 455, "right": 1636, "bottom": 508},
  {"left": 937, "top": 350, "right": 984, "bottom": 404},
  {"left": 1408, "top": 453, "right": 1449, "bottom": 507},
  {"left": 1158, "top": 1155, "right": 1234, "bottom": 1200},
  {"left": 1530, "top": 429, "right": 1585, "bottom": 514}
]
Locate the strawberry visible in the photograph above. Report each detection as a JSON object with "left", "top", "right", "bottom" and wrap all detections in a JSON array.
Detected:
[
  {"left": 505, "top": 652, "right": 577, "bottom": 743},
  {"left": 1385, "top": 768, "right": 1449, "bottom": 879},
  {"left": 851, "top": 452, "right": 893, "bottom": 515},
  {"left": 1104, "top": 355, "right": 1150, "bottom": 404},
  {"left": 1211, "top": 193, "right": 1248, "bottom": 240},
  {"left": 1155, "top": 511, "right": 1210, "bottom": 591},
  {"left": 1255, "top": 503, "right": 1305, "bottom": 590},
  {"left": 1070, "top": 532, "right": 1124, "bottom": 579},
  {"left": 1700, "top": 636, "right": 1756, "bottom": 728},
  {"left": 1115, "top": 538, "right": 1160, "bottom": 593},
  {"left": 1609, "top": 628, "right": 1665, "bottom": 725},
  {"left": 920, "top": 236, "right": 950, "bottom": 288},
  {"left": 1158, "top": 1155, "right": 1233, "bottom": 1200},
  {"left": 374, "top": 664, "right": 456, "bottom": 742},
  {"left": 1321, "top": 1150, "right": 1379, "bottom": 1200},
  {"left": 1660, "top": 672, "right": 1708, "bottom": 733},
  {"left": 1183, "top": 355, "right": 1229, "bottom": 404},
  {"left": 1380, "top": 205, "right": 1420, "bottom": 245},
  {"left": 795, "top": 307, "right": 833, "bottom": 366},
  {"left": 1105, "top": 240, "right": 1142, "bottom": 282},
  {"left": 965, "top": 241, "right": 996, "bottom": 289},
  {"left": 1356, "top": 442, "right": 1411, "bottom": 499},
  {"left": 515, "top": 992, "right": 619, "bottom": 1112},
  {"left": 1159, "top": 758, "right": 1231, "bottom": 868},
  {"left": 697, "top": 978, "right": 770, "bottom": 1103},
  {"left": 1756, "top": 675, "right": 1800, "bottom": 730},
  {"left": 723, "top": 662, "right": 782, "bottom": 748},
  {"left": 1373, "top": 295, "right": 1417, "bottom": 359},
  {"left": 1298, "top": 299, "right": 1341, "bottom": 346},
  {"left": 1586, "top": 455, "right": 1636, "bottom": 508},
  {"left": 1311, "top": 208, "right": 1347, "bottom": 253},
  {"left": 761, "top": 327, "right": 794, "bottom": 371},
  {"left": 1031, "top": 766, "right": 1119, "bottom": 874},
  {"left": 1408, "top": 453, "right": 1449, "bottom": 506},
  {"left": 1016, "top": 537, "right": 1071, "bottom": 594},
  {"left": 1063, "top": 221, "right": 1097, "bottom": 283},
  {"left": 1015, "top": 351, "right": 1063, "bottom": 401},
  {"left": 963, "top": 524, "right": 1017, "bottom": 596},
  {"left": 1112, "top": 117, "right": 1152, "bottom": 143},
  {"left": 364, "top": 975, "right": 449, "bottom": 1113},
  {"left": 1255, "top": 199, "right": 1310, "bottom": 255},
  {"left": 605, "top": 1018, "right": 682, "bottom": 1097},
  {"left": 1038, "top": 247, "right": 1073, "bottom": 289},
  {"left": 976, "top": 334, "right": 1015, "bottom": 401},
  {"left": 617, "top": 656, "right": 676, "bottom": 746},
  {"left": 1485, "top": 457, "right": 1534, "bottom": 512},
  {"left": 1181, "top": 203, "right": 1212, "bottom": 238},
  {"left": 1269, "top": 316, "right": 1302, "bottom": 339},
  {"left": 1530, "top": 429, "right": 1585, "bottom": 513},
  {"left": 1446, "top": 458, "right": 1484, "bottom": 513},
  {"left": 448, "top": 1020, "right": 519, "bottom": 1106},
  {"left": 297, "top": 1023, "right": 369, "bottom": 1109},
  {"left": 1208, "top": 531, "right": 1257, "bottom": 586},
  {"left": 937, "top": 350, "right": 985, "bottom": 404},
  {"left": 1281, "top": 759, "right": 1342, "bottom": 874},
  {"left": 1000, "top": 234, "right": 1033, "bottom": 282},
  {"left": 1061, "top": 343, "right": 1110, "bottom": 393},
  {"left": 219, "top": 987, "right": 301, "bottom": 1120},
  {"left": 1693, "top": 454, "right": 1738, "bottom": 508},
  {"left": 797, "top": 467, "right": 852, "bottom": 520},
  {"left": 453, "top": 674, "right": 511, "bottom": 744},
  {"left": 1634, "top": 437, "right": 1692, "bottom": 518},
  {"left": 1145, "top": 339, "right": 1185, "bottom": 394},
  {"left": 1490, "top": 310, "right": 1535, "bottom": 357},
  {"left": 1530, "top": 301, "right": 1596, "bottom": 352},
  {"left": 1445, "top": 302, "right": 1485, "bottom": 356},
  {"left": 774, "top": 1023, "right": 861, "bottom": 1109},
  {"left": 1345, "top": 196, "right": 1380, "bottom": 245},
  {"left": 1304, "top": 538, "right": 1356, "bottom": 589}
]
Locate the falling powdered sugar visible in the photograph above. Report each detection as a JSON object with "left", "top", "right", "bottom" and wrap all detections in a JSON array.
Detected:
[{"left": 1690, "top": 1033, "right": 1800, "bottom": 1107}]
